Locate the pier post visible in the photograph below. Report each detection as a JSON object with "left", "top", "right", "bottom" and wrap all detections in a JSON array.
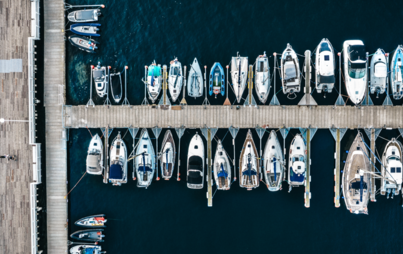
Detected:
[
  {"left": 244, "top": 65, "right": 256, "bottom": 107},
  {"left": 383, "top": 53, "right": 393, "bottom": 106},
  {"left": 224, "top": 66, "right": 231, "bottom": 105},
  {"left": 152, "top": 127, "right": 162, "bottom": 181},
  {"left": 202, "top": 66, "right": 210, "bottom": 107},
  {"left": 86, "top": 65, "right": 95, "bottom": 108},
  {"left": 298, "top": 50, "right": 317, "bottom": 106},
  {"left": 175, "top": 126, "right": 186, "bottom": 181},
  {"left": 103, "top": 126, "right": 109, "bottom": 184},
  {"left": 122, "top": 66, "right": 130, "bottom": 106},
  {"left": 300, "top": 127, "right": 317, "bottom": 207},
  {"left": 330, "top": 127, "right": 346, "bottom": 207},
  {"left": 180, "top": 66, "right": 187, "bottom": 106},
  {"left": 363, "top": 52, "right": 373, "bottom": 106},
  {"left": 104, "top": 66, "right": 111, "bottom": 106},
  {"left": 370, "top": 129, "right": 376, "bottom": 202},
  {"left": 142, "top": 66, "right": 149, "bottom": 105},
  {"left": 229, "top": 126, "right": 240, "bottom": 182},
  {"left": 159, "top": 65, "right": 170, "bottom": 106}
]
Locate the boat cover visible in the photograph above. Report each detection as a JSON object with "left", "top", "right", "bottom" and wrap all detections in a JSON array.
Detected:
[
  {"left": 188, "top": 171, "right": 202, "bottom": 184},
  {"left": 284, "top": 62, "right": 296, "bottom": 80},
  {"left": 76, "top": 11, "right": 94, "bottom": 20},
  {"left": 87, "top": 155, "right": 100, "bottom": 167},
  {"left": 85, "top": 249, "right": 95, "bottom": 254},
  {"left": 148, "top": 66, "right": 161, "bottom": 76},
  {"left": 319, "top": 42, "right": 331, "bottom": 53},
  {"left": 374, "top": 63, "right": 387, "bottom": 78},
  {"left": 109, "top": 164, "right": 123, "bottom": 179},
  {"left": 189, "top": 156, "right": 202, "bottom": 170},
  {"left": 242, "top": 168, "right": 257, "bottom": 176},
  {"left": 217, "top": 164, "right": 228, "bottom": 178},
  {"left": 289, "top": 168, "right": 304, "bottom": 182},
  {"left": 318, "top": 74, "right": 335, "bottom": 84},
  {"left": 93, "top": 69, "right": 103, "bottom": 79}
]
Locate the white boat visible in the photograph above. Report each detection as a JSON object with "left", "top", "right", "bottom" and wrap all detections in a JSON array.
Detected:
[
  {"left": 187, "top": 133, "right": 205, "bottom": 189},
  {"left": 369, "top": 48, "right": 387, "bottom": 97},
  {"left": 239, "top": 130, "right": 259, "bottom": 190},
  {"left": 390, "top": 45, "right": 403, "bottom": 100},
  {"left": 315, "top": 38, "right": 335, "bottom": 94},
  {"left": 281, "top": 43, "right": 300, "bottom": 95},
  {"left": 146, "top": 61, "right": 162, "bottom": 103},
  {"left": 70, "top": 245, "right": 104, "bottom": 254},
  {"left": 381, "top": 138, "right": 403, "bottom": 199},
  {"left": 187, "top": 58, "right": 203, "bottom": 98},
  {"left": 160, "top": 130, "right": 176, "bottom": 180},
  {"left": 343, "top": 40, "right": 367, "bottom": 104},
  {"left": 86, "top": 134, "right": 103, "bottom": 175},
  {"left": 135, "top": 129, "right": 155, "bottom": 188},
  {"left": 231, "top": 53, "right": 248, "bottom": 103},
  {"left": 254, "top": 52, "right": 270, "bottom": 103},
  {"left": 93, "top": 62, "right": 108, "bottom": 98},
  {"left": 168, "top": 58, "right": 183, "bottom": 102},
  {"left": 213, "top": 140, "right": 231, "bottom": 190},
  {"left": 263, "top": 131, "right": 285, "bottom": 191},
  {"left": 75, "top": 214, "right": 107, "bottom": 228},
  {"left": 342, "top": 133, "right": 370, "bottom": 215},
  {"left": 109, "top": 132, "right": 127, "bottom": 186},
  {"left": 287, "top": 134, "right": 306, "bottom": 191},
  {"left": 67, "top": 9, "right": 101, "bottom": 23}
]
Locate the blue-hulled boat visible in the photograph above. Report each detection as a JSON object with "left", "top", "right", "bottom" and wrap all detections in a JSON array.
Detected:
[
  {"left": 70, "top": 23, "right": 101, "bottom": 37},
  {"left": 209, "top": 62, "right": 225, "bottom": 98}
]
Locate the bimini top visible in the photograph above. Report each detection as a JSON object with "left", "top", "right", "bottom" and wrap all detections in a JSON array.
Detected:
[
  {"left": 189, "top": 156, "right": 202, "bottom": 171},
  {"left": 76, "top": 11, "right": 94, "bottom": 21},
  {"left": 349, "top": 45, "right": 366, "bottom": 62},
  {"left": 109, "top": 164, "right": 123, "bottom": 180},
  {"left": 319, "top": 42, "right": 331, "bottom": 53},
  {"left": 148, "top": 65, "right": 161, "bottom": 76}
]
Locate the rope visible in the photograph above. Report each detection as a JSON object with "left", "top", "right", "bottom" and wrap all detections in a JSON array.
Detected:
[
  {"left": 287, "top": 92, "right": 297, "bottom": 100},
  {"left": 121, "top": 128, "right": 130, "bottom": 140},
  {"left": 86, "top": 126, "right": 93, "bottom": 138},
  {"left": 64, "top": 172, "right": 87, "bottom": 198}
]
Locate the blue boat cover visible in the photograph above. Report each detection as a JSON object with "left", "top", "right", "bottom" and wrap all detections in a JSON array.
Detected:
[
  {"left": 217, "top": 164, "right": 228, "bottom": 178},
  {"left": 86, "top": 248, "right": 95, "bottom": 254},
  {"left": 165, "top": 150, "right": 169, "bottom": 170},
  {"left": 148, "top": 66, "right": 161, "bottom": 77},
  {"left": 109, "top": 164, "right": 122, "bottom": 180},
  {"left": 273, "top": 158, "right": 277, "bottom": 181},
  {"left": 319, "top": 42, "right": 331, "bottom": 53},
  {"left": 242, "top": 168, "right": 257, "bottom": 176},
  {"left": 289, "top": 167, "right": 304, "bottom": 183}
]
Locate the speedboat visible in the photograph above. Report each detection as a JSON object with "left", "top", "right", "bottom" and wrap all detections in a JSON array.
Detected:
[
  {"left": 187, "top": 133, "right": 205, "bottom": 189},
  {"left": 369, "top": 49, "right": 387, "bottom": 97},
  {"left": 343, "top": 40, "right": 367, "bottom": 104},
  {"left": 70, "top": 23, "right": 100, "bottom": 37},
  {"left": 109, "top": 132, "right": 127, "bottom": 186},
  {"left": 263, "top": 130, "right": 285, "bottom": 191},
  {"left": 209, "top": 62, "right": 225, "bottom": 98},
  {"left": 70, "top": 229, "right": 104, "bottom": 242},
  {"left": 75, "top": 214, "right": 107, "bottom": 228},
  {"left": 68, "top": 35, "right": 98, "bottom": 53},
  {"left": 315, "top": 38, "right": 335, "bottom": 94},
  {"left": 281, "top": 43, "right": 300, "bottom": 95},
  {"left": 160, "top": 130, "right": 175, "bottom": 180},
  {"left": 239, "top": 130, "right": 259, "bottom": 190},
  {"left": 287, "top": 134, "right": 306, "bottom": 192},
  {"left": 187, "top": 58, "right": 203, "bottom": 98},
  {"left": 168, "top": 58, "right": 183, "bottom": 102},
  {"left": 93, "top": 62, "right": 108, "bottom": 98},
  {"left": 145, "top": 61, "right": 162, "bottom": 103},
  {"left": 110, "top": 69, "right": 122, "bottom": 103},
  {"left": 68, "top": 9, "right": 101, "bottom": 23},
  {"left": 231, "top": 54, "right": 248, "bottom": 102},
  {"left": 86, "top": 134, "right": 103, "bottom": 175},
  {"left": 135, "top": 129, "right": 155, "bottom": 188},
  {"left": 381, "top": 138, "right": 403, "bottom": 199},
  {"left": 213, "top": 140, "right": 231, "bottom": 190},
  {"left": 70, "top": 245, "right": 105, "bottom": 254},
  {"left": 342, "top": 133, "right": 370, "bottom": 215},
  {"left": 255, "top": 52, "right": 270, "bottom": 103},
  {"left": 390, "top": 45, "right": 403, "bottom": 100}
]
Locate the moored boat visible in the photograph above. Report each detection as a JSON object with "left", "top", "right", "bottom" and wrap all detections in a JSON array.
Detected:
[
  {"left": 135, "top": 129, "right": 155, "bottom": 188},
  {"left": 70, "top": 229, "right": 105, "bottom": 242},
  {"left": 369, "top": 48, "right": 387, "bottom": 97},
  {"left": 315, "top": 38, "right": 335, "bottom": 94},
  {"left": 168, "top": 58, "right": 183, "bottom": 102},
  {"left": 86, "top": 134, "right": 103, "bottom": 175},
  {"left": 187, "top": 133, "right": 205, "bottom": 189},
  {"left": 231, "top": 54, "right": 248, "bottom": 102},
  {"left": 109, "top": 132, "right": 127, "bottom": 186},
  {"left": 69, "top": 245, "right": 105, "bottom": 254},
  {"left": 68, "top": 9, "right": 101, "bottom": 23},
  {"left": 145, "top": 62, "right": 162, "bottom": 103},
  {"left": 239, "top": 130, "right": 259, "bottom": 190},
  {"left": 110, "top": 69, "right": 122, "bottom": 103},
  {"left": 160, "top": 130, "right": 176, "bottom": 180},
  {"left": 390, "top": 45, "right": 403, "bottom": 100},
  {"left": 287, "top": 134, "right": 306, "bottom": 192},
  {"left": 263, "top": 130, "right": 285, "bottom": 191},
  {"left": 381, "top": 138, "right": 403, "bottom": 199},
  {"left": 75, "top": 214, "right": 107, "bottom": 228},
  {"left": 93, "top": 62, "right": 108, "bottom": 98},
  {"left": 68, "top": 35, "right": 98, "bottom": 53},
  {"left": 254, "top": 52, "right": 270, "bottom": 103},
  {"left": 281, "top": 43, "right": 300, "bottom": 95},
  {"left": 209, "top": 62, "right": 225, "bottom": 98},
  {"left": 213, "top": 140, "right": 231, "bottom": 190},
  {"left": 70, "top": 23, "right": 100, "bottom": 37},
  {"left": 188, "top": 58, "right": 203, "bottom": 98}
]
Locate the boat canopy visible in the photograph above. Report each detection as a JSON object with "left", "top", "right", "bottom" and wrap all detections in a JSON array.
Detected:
[
  {"left": 93, "top": 69, "right": 104, "bottom": 79},
  {"left": 76, "top": 11, "right": 94, "bottom": 20},
  {"left": 349, "top": 45, "right": 366, "bottom": 61},
  {"left": 289, "top": 169, "right": 304, "bottom": 182},
  {"left": 109, "top": 164, "right": 123, "bottom": 179},
  {"left": 188, "top": 170, "right": 202, "bottom": 184},
  {"left": 374, "top": 63, "right": 387, "bottom": 78},
  {"left": 148, "top": 66, "right": 161, "bottom": 76},
  {"left": 318, "top": 75, "right": 335, "bottom": 84},
  {"left": 87, "top": 155, "right": 101, "bottom": 169},
  {"left": 189, "top": 156, "right": 202, "bottom": 170},
  {"left": 85, "top": 249, "right": 96, "bottom": 254},
  {"left": 242, "top": 168, "right": 257, "bottom": 176},
  {"left": 319, "top": 42, "right": 331, "bottom": 53},
  {"left": 284, "top": 62, "right": 297, "bottom": 81}
]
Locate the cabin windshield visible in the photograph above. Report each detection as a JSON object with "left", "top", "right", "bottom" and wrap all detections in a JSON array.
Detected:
[
  {"left": 348, "top": 60, "right": 366, "bottom": 79},
  {"left": 292, "top": 155, "right": 304, "bottom": 162}
]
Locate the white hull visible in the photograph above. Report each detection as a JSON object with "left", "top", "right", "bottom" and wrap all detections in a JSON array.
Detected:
[
  {"left": 239, "top": 130, "right": 259, "bottom": 189},
  {"left": 160, "top": 130, "right": 175, "bottom": 180},
  {"left": 168, "top": 59, "right": 183, "bottom": 102},
  {"left": 381, "top": 139, "right": 403, "bottom": 197},
  {"left": 263, "top": 131, "right": 284, "bottom": 191},
  {"left": 315, "top": 38, "right": 335, "bottom": 93},
  {"left": 187, "top": 133, "right": 205, "bottom": 189},
  {"left": 288, "top": 134, "right": 306, "bottom": 188},
  {"left": 70, "top": 245, "right": 102, "bottom": 254},
  {"left": 146, "top": 61, "right": 162, "bottom": 103},
  {"left": 369, "top": 48, "right": 387, "bottom": 96},
  {"left": 135, "top": 129, "right": 155, "bottom": 188},
  {"left": 255, "top": 53, "right": 270, "bottom": 103},
  {"left": 231, "top": 56, "right": 248, "bottom": 103},
  {"left": 390, "top": 45, "right": 403, "bottom": 100},
  {"left": 86, "top": 134, "right": 103, "bottom": 175},
  {"left": 281, "top": 43, "right": 300, "bottom": 94},
  {"left": 109, "top": 133, "right": 127, "bottom": 186},
  {"left": 213, "top": 140, "right": 231, "bottom": 190},
  {"left": 187, "top": 58, "right": 203, "bottom": 98},
  {"left": 93, "top": 63, "right": 108, "bottom": 98}
]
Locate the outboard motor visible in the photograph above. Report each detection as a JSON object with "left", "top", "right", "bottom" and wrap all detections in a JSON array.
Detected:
[
  {"left": 323, "top": 85, "right": 328, "bottom": 98},
  {"left": 376, "top": 87, "right": 380, "bottom": 98}
]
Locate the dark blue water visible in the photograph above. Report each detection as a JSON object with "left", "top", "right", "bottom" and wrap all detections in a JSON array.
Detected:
[{"left": 66, "top": 1, "right": 403, "bottom": 253}]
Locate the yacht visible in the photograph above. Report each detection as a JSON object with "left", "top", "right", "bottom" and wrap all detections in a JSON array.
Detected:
[
  {"left": 187, "top": 133, "right": 205, "bottom": 189},
  {"left": 160, "top": 130, "right": 176, "bottom": 180},
  {"left": 93, "top": 62, "right": 108, "bottom": 98},
  {"left": 342, "top": 133, "right": 370, "bottom": 215},
  {"left": 109, "top": 132, "right": 127, "bottom": 186},
  {"left": 231, "top": 54, "right": 248, "bottom": 102},
  {"left": 70, "top": 229, "right": 104, "bottom": 242},
  {"left": 70, "top": 23, "right": 100, "bottom": 37},
  {"left": 381, "top": 138, "right": 403, "bottom": 198},
  {"left": 287, "top": 134, "right": 306, "bottom": 192},
  {"left": 168, "top": 58, "right": 183, "bottom": 102},
  {"left": 68, "top": 35, "right": 98, "bottom": 53},
  {"left": 134, "top": 129, "right": 155, "bottom": 188},
  {"left": 343, "top": 40, "right": 367, "bottom": 104},
  {"left": 263, "top": 131, "right": 285, "bottom": 191},
  {"left": 239, "top": 130, "right": 259, "bottom": 190},
  {"left": 86, "top": 134, "right": 103, "bottom": 175},
  {"left": 70, "top": 245, "right": 105, "bottom": 254},
  {"left": 315, "top": 38, "right": 335, "bottom": 94},
  {"left": 145, "top": 61, "right": 162, "bottom": 103},
  {"left": 187, "top": 58, "right": 203, "bottom": 98},
  {"left": 213, "top": 140, "right": 231, "bottom": 190},
  {"left": 110, "top": 69, "right": 122, "bottom": 103},
  {"left": 281, "top": 43, "right": 300, "bottom": 95},
  {"left": 209, "top": 62, "right": 225, "bottom": 98},
  {"left": 67, "top": 9, "right": 101, "bottom": 23},
  {"left": 390, "top": 45, "right": 403, "bottom": 100},
  {"left": 369, "top": 48, "right": 387, "bottom": 97},
  {"left": 254, "top": 52, "right": 270, "bottom": 103}
]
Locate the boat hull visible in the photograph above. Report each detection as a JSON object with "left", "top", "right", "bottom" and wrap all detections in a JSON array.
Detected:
[
  {"left": 315, "top": 39, "right": 335, "bottom": 93},
  {"left": 135, "top": 129, "right": 155, "bottom": 188},
  {"left": 239, "top": 130, "right": 259, "bottom": 189},
  {"left": 209, "top": 62, "right": 225, "bottom": 97},
  {"left": 86, "top": 134, "right": 103, "bottom": 175},
  {"left": 68, "top": 35, "right": 98, "bottom": 53},
  {"left": 369, "top": 48, "right": 387, "bottom": 96},
  {"left": 188, "top": 58, "right": 203, "bottom": 98},
  {"left": 263, "top": 131, "right": 284, "bottom": 191},
  {"left": 70, "top": 229, "right": 104, "bottom": 242},
  {"left": 160, "top": 130, "right": 176, "bottom": 180},
  {"left": 255, "top": 54, "right": 270, "bottom": 103},
  {"left": 288, "top": 134, "right": 306, "bottom": 188},
  {"left": 109, "top": 133, "right": 127, "bottom": 186},
  {"left": 70, "top": 23, "right": 101, "bottom": 37},
  {"left": 213, "top": 140, "right": 231, "bottom": 190},
  {"left": 231, "top": 56, "right": 248, "bottom": 102},
  {"left": 75, "top": 214, "right": 107, "bottom": 228},
  {"left": 281, "top": 44, "right": 300, "bottom": 94},
  {"left": 168, "top": 59, "right": 183, "bottom": 102},
  {"left": 390, "top": 45, "right": 403, "bottom": 100},
  {"left": 187, "top": 133, "right": 205, "bottom": 189}
]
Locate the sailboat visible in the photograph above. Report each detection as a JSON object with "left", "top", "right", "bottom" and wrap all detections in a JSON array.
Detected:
[
  {"left": 93, "top": 62, "right": 108, "bottom": 98},
  {"left": 110, "top": 69, "right": 122, "bottom": 103},
  {"left": 254, "top": 52, "right": 270, "bottom": 103},
  {"left": 209, "top": 62, "right": 225, "bottom": 98},
  {"left": 369, "top": 48, "right": 387, "bottom": 97},
  {"left": 281, "top": 43, "right": 300, "bottom": 95},
  {"left": 390, "top": 45, "right": 403, "bottom": 100},
  {"left": 381, "top": 138, "right": 403, "bottom": 199},
  {"left": 263, "top": 131, "right": 285, "bottom": 191},
  {"left": 86, "top": 134, "right": 103, "bottom": 175},
  {"left": 109, "top": 132, "right": 127, "bottom": 186},
  {"left": 134, "top": 129, "right": 155, "bottom": 188},
  {"left": 287, "top": 134, "right": 306, "bottom": 192},
  {"left": 160, "top": 130, "right": 176, "bottom": 180},
  {"left": 239, "top": 130, "right": 259, "bottom": 190},
  {"left": 231, "top": 53, "right": 248, "bottom": 102},
  {"left": 213, "top": 140, "right": 231, "bottom": 190},
  {"left": 315, "top": 38, "right": 335, "bottom": 94},
  {"left": 187, "top": 133, "right": 205, "bottom": 189},
  {"left": 146, "top": 61, "right": 162, "bottom": 103},
  {"left": 168, "top": 58, "right": 183, "bottom": 102},
  {"left": 187, "top": 58, "right": 203, "bottom": 98}
]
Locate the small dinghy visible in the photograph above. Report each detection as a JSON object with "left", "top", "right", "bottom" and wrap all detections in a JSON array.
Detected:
[
  {"left": 93, "top": 62, "right": 108, "bottom": 98},
  {"left": 288, "top": 134, "right": 306, "bottom": 192},
  {"left": 315, "top": 38, "right": 335, "bottom": 94},
  {"left": 239, "top": 130, "right": 259, "bottom": 190},
  {"left": 68, "top": 9, "right": 101, "bottom": 23},
  {"left": 109, "top": 132, "right": 127, "bottom": 186},
  {"left": 68, "top": 35, "right": 98, "bottom": 53},
  {"left": 209, "top": 63, "right": 225, "bottom": 98},
  {"left": 381, "top": 138, "right": 403, "bottom": 199},
  {"left": 168, "top": 58, "right": 183, "bottom": 102},
  {"left": 70, "top": 229, "right": 105, "bottom": 242},
  {"left": 213, "top": 139, "right": 231, "bottom": 190},
  {"left": 187, "top": 133, "right": 205, "bottom": 189},
  {"left": 263, "top": 130, "right": 285, "bottom": 191},
  {"left": 281, "top": 43, "right": 300, "bottom": 95},
  {"left": 70, "top": 245, "right": 105, "bottom": 254},
  {"left": 145, "top": 62, "right": 162, "bottom": 103},
  {"left": 369, "top": 48, "right": 387, "bottom": 97},
  {"left": 135, "top": 129, "right": 155, "bottom": 188},
  {"left": 86, "top": 134, "right": 103, "bottom": 175},
  {"left": 110, "top": 69, "right": 122, "bottom": 103},
  {"left": 231, "top": 54, "right": 248, "bottom": 102},
  {"left": 255, "top": 52, "right": 270, "bottom": 103},
  {"left": 187, "top": 58, "right": 203, "bottom": 98},
  {"left": 390, "top": 45, "right": 403, "bottom": 100},
  {"left": 70, "top": 23, "right": 100, "bottom": 37},
  {"left": 160, "top": 130, "right": 176, "bottom": 180},
  {"left": 75, "top": 214, "right": 107, "bottom": 228}
]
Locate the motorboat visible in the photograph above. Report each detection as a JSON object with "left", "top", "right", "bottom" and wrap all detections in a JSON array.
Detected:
[
  {"left": 287, "top": 134, "right": 306, "bottom": 192},
  {"left": 70, "top": 23, "right": 100, "bottom": 37},
  {"left": 160, "top": 130, "right": 175, "bottom": 180},
  {"left": 187, "top": 133, "right": 205, "bottom": 189},
  {"left": 254, "top": 52, "right": 270, "bottom": 103},
  {"left": 68, "top": 35, "right": 98, "bottom": 53},
  {"left": 369, "top": 48, "right": 387, "bottom": 97},
  {"left": 239, "top": 130, "right": 259, "bottom": 190},
  {"left": 75, "top": 214, "right": 107, "bottom": 228},
  {"left": 390, "top": 45, "right": 403, "bottom": 100},
  {"left": 381, "top": 138, "right": 403, "bottom": 199},
  {"left": 188, "top": 58, "right": 203, "bottom": 98},
  {"left": 86, "top": 134, "right": 103, "bottom": 175},
  {"left": 213, "top": 139, "right": 231, "bottom": 190},
  {"left": 281, "top": 43, "right": 300, "bottom": 95},
  {"left": 342, "top": 133, "right": 370, "bottom": 215},
  {"left": 68, "top": 9, "right": 101, "bottom": 23},
  {"left": 315, "top": 38, "right": 335, "bottom": 94},
  {"left": 110, "top": 69, "right": 122, "bottom": 103},
  {"left": 70, "top": 245, "right": 105, "bottom": 254},
  {"left": 145, "top": 61, "right": 162, "bottom": 103},
  {"left": 93, "top": 62, "right": 108, "bottom": 98},
  {"left": 109, "top": 132, "right": 127, "bottom": 186},
  {"left": 168, "top": 58, "right": 183, "bottom": 102},
  {"left": 231, "top": 54, "right": 248, "bottom": 102},
  {"left": 134, "top": 129, "right": 155, "bottom": 188},
  {"left": 209, "top": 62, "right": 225, "bottom": 98},
  {"left": 343, "top": 40, "right": 367, "bottom": 104},
  {"left": 263, "top": 130, "right": 285, "bottom": 191},
  {"left": 70, "top": 229, "right": 105, "bottom": 242}
]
